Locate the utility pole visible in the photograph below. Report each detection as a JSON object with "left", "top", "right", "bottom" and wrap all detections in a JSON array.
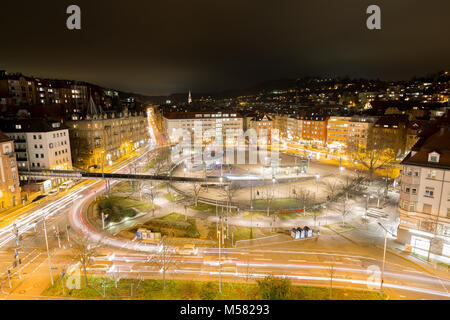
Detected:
[
  {"left": 378, "top": 222, "right": 393, "bottom": 296},
  {"left": 6, "top": 269, "right": 12, "bottom": 288},
  {"left": 66, "top": 225, "right": 70, "bottom": 243},
  {"left": 55, "top": 225, "right": 61, "bottom": 249},
  {"left": 218, "top": 215, "right": 222, "bottom": 294},
  {"left": 14, "top": 248, "right": 21, "bottom": 279},
  {"left": 12, "top": 224, "right": 21, "bottom": 279},
  {"left": 101, "top": 211, "right": 105, "bottom": 230},
  {"left": 43, "top": 219, "right": 54, "bottom": 286}
]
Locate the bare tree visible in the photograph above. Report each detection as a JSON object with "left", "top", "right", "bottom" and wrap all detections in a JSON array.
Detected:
[
  {"left": 261, "top": 187, "right": 275, "bottom": 217},
  {"left": 191, "top": 182, "right": 203, "bottom": 207},
  {"left": 347, "top": 135, "right": 397, "bottom": 183},
  {"left": 139, "top": 181, "right": 157, "bottom": 215},
  {"left": 325, "top": 180, "right": 341, "bottom": 202},
  {"left": 292, "top": 187, "right": 314, "bottom": 215},
  {"left": 151, "top": 147, "right": 171, "bottom": 175},
  {"left": 221, "top": 182, "right": 236, "bottom": 215},
  {"left": 148, "top": 236, "right": 178, "bottom": 290},
  {"left": 337, "top": 197, "right": 352, "bottom": 226},
  {"left": 72, "top": 235, "right": 101, "bottom": 287}
]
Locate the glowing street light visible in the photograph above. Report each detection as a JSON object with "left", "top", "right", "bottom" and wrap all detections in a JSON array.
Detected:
[
  {"left": 378, "top": 222, "right": 395, "bottom": 296},
  {"left": 315, "top": 174, "right": 320, "bottom": 197}
]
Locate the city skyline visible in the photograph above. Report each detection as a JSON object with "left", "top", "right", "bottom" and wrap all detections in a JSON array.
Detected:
[
  {"left": 1, "top": 0, "right": 450, "bottom": 304},
  {"left": 0, "top": 1, "right": 449, "bottom": 95}
]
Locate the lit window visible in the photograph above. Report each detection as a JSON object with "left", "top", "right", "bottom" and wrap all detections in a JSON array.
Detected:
[{"left": 425, "top": 188, "right": 434, "bottom": 198}]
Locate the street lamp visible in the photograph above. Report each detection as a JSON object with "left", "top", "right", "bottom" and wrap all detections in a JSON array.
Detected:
[
  {"left": 315, "top": 174, "right": 320, "bottom": 192},
  {"left": 377, "top": 222, "right": 395, "bottom": 296}
]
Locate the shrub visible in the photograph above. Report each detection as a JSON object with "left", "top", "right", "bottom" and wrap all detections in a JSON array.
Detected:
[
  {"left": 179, "top": 282, "right": 199, "bottom": 300},
  {"left": 257, "top": 276, "right": 293, "bottom": 300},
  {"left": 186, "top": 219, "right": 199, "bottom": 238},
  {"left": 122, "top": 208, "right": 137, "bottom": 217},
  {"left": 200, "top": 282, "right": 217, "bottom": 300}
]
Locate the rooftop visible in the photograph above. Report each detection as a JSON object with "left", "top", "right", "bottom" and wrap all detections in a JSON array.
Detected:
[
  {"left": 164, "top": 111, "right": 242, "bottom": 120},
  {"left": 0, "top": 130, "right": 13, "bottom": 143},
  {"left": 0, "top": 119, "right": 69, "bottom": 133}
]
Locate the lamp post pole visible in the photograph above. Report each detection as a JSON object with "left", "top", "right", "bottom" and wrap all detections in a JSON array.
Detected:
[
  {"left": 380, "top": 230, "right": 387, "bottom": 296},
  {"left": 218, "top": 216, "right": 222, "bottom": 294},
  {"left": 378, "top": 222, "right": 393, "bottom": 296},
  {"left": 43, "top": 218, "right": 54, "bottom": 286}
]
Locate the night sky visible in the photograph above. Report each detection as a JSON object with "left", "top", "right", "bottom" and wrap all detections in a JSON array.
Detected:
[{"left": 0, "top": 0, "right": 449, "bottom": 95}]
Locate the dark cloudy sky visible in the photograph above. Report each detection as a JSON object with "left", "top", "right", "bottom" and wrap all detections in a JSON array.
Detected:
[{"left": 0, "top": 0, "right": 449, "bottom": 95}]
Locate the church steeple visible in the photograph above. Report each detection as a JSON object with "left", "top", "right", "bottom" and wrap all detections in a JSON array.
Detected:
[{"left": 188, "top": 90, "right": 192, "bottom": 104}]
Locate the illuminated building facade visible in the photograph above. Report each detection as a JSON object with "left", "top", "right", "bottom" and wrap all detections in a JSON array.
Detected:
[
  {"left": 347, "top": 115, "right": 378, "bottom": 150},
  {"left": 398, "top": 117, "right": 450, "bottom": 263},
  {"left": 249, "top": 114, "right": 273, "bottom": 146},
  {"left": 299, "top": 116, "right": 328, "bottom": 146},
  {"left": 66, "top": 110, "right": 148, "bottom": 169},
  {"left": 163, "top": 112, "right": 244, "bottom": 147},
  {"left": 0, "top": 131, "right": 21, "bottom": 210},
  {"left": 326, "top": 116, "right": 351, "bottom": 148}
]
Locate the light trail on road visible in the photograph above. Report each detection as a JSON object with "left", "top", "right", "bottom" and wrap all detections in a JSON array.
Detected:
[
  {"left": 0, "top": 144, "right": 158, "bottom": 249},
  {"left": 86, "top": 261, "right": 450, "bottom": 298}
]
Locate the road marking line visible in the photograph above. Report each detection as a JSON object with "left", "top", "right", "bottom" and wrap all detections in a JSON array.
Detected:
[
  {"left": 254, "top": 258, "right": 272, "bottom": 261},
  {"left": 289, "top": 260, "right": 307, "bottom": 263}
]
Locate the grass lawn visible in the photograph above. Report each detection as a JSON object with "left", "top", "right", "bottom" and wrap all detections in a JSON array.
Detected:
[
  {"left": 111, "top": 181, "right": 132, "bottom": 193},
  {"left": 228, "top": 225, "right": 275, "bottom": 244},
  {"left": 43, "top": 277, "right": 386, "bottom": 300},
  {"left": 161, "top": 212, "right": 184, "bottom": 221},
  {"left": 190, "top": 202, "right": 217, "bottom": 214},
  {"left": 107, "top": 196, "right": 157, "bottom": 212},
  {"left": 132, "top": 213, "right": 199, "bottom": 238},
  {"left": 278, "top": 211, "right": 311, "bottom": 220},
  {"left": 164, "top": 193, "right": 181, "bottom": 202},
  {"left": 251, "top": 198, "right": 300, "bottom": 211},
  {"left": 97, "top": 196, "right": 159, "bottom": 223}
]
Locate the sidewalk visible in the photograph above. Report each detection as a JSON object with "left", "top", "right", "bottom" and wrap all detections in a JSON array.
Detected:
[{"left": 335, "top": 221, "right": 450, "bottom": 281}]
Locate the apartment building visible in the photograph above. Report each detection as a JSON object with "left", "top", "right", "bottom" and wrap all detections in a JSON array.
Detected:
[
  {"left": 0, "top": 119, "right": 72, "bottom": 192},
  {"left": 0, "top": 119, "right": 72, "bottom": 171},
  {"left": 0, "top": 73, "right": 37, "bottom": 106},
  {"left": 0, "top": 71, "right": 119, "bottom": 115},
  {"left": 0, "top": 131, "right": 21, "bottom": 210},
  {"left": 347, "top": 115, "right": 378, "bottom": 149},
  {"left": 67, "top": 111, "right": 148, "bottom": 169},
  {"left": 372, "top": 115, "right": 408, "bottom": 158},
  {"left": 273, "top": 115, "right": 288, "bottom": 137},
  {"left": 249, "top": 114, "right": 273, "bottom": 146},
  {"left": 163, "top": 111, "right": 244, "bottom": 147},
  {"left": 398, "top": 121, "right": 450, "bottom": 263},
  {"left": 298, "top": 115, "right": 328, "bottom": 146},
  {"left": 326, "top": 116, "right": 351, "bottom": 148}
]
